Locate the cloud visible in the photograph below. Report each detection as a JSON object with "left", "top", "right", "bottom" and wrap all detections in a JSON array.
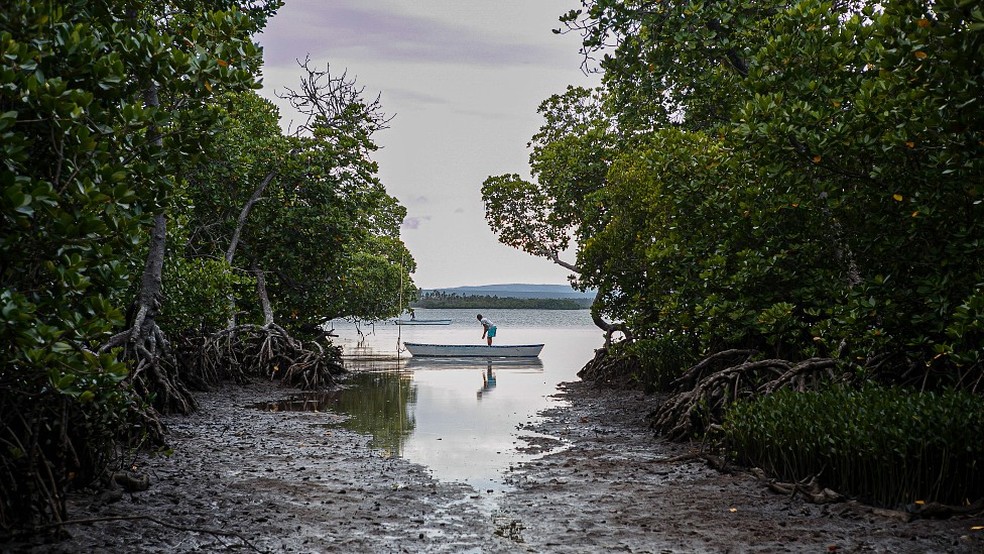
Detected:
[
  {"left": 258, "top": 1, "right": 566, "bottom": 70},
  {"left": 383, "top": 88, "right": 448, "bottom": 108},
  {"left": 402, "top": 215, "right": 432, "bottom": 230},
  {"left": 254, "top": 1, "right": 601, "bottom": 288}
]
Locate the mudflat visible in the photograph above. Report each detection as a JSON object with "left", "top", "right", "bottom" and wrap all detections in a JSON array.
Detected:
[{"left": 9, "top": 380, "right": 983, "bottom": 553}]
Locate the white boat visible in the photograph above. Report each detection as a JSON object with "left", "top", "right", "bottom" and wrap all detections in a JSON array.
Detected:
[
  {"left": 391, "top": 318, "right": 452, "bottom": 326},
  {"left": 406, "top": 357, "right": 544, "bottom": 370},
  {"left": 403, "top": 342, "right": 544, "bottom": 358}
]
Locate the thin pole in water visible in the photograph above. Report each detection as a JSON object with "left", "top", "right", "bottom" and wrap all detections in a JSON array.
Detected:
[{"left": 397, "top": 251, "right": 404, "bottom": 358}]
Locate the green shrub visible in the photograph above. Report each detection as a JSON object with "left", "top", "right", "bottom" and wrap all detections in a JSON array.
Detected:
[
  {"left": 724, "top": 385, "right": 984, "bottom": 507},
  {"left": 1, "top": 350, "right": 137, "bottom": 531},
  {"left": 160, "top": 257, "right": 254, "bottom": 336},
  {"left": 623, "top": 334, "right": 699, "bottom": 392}
]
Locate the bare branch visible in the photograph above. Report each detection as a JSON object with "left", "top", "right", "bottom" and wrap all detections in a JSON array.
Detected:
[{"left": 278, "top": 55, "right": 393, "bottom": 139}]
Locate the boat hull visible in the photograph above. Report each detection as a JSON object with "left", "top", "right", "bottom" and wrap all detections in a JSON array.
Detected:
[{"left": 403, "top": 342, "right": 543, "bottom": 358}]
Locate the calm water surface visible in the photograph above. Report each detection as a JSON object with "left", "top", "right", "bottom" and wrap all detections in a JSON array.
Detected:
[{"left": 322, "top": 308, "right": 603, "bottom": 496}]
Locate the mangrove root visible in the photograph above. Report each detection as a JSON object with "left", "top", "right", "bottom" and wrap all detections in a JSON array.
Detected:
[
  {"left": 577, "top": 347, "right": 642, "bottom": 388},
  {"left": 202, "top": 323, "right": 345, "bottom": 389},
  {"left": 651, "top": 355, "right": 841, "bottom": 441}
]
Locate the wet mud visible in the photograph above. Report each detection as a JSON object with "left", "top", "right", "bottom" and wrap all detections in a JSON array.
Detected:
[{"left": 7, "top": 380, "right": 983, "bottom": 553}]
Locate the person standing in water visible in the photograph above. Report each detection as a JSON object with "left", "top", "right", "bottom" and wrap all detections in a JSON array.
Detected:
[{"left": 477, "top": 314, "right": 496, "bottom": 345}]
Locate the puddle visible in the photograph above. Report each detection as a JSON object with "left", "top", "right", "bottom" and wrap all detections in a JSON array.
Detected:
[
  {"left": 253, "top": 370, "right": 417, "bottom": 456},
  {"left": 253, "top": 310, "right": 603, "bottom": 507}
]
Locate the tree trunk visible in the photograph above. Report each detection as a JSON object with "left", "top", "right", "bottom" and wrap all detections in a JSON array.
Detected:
[
  {"left": 130, "top": 213, "right": 166, "bottom": 341},
  {"left": 819, "top": 192, "right": 862, "bottom": 288},
  {"left": 547, "top": 249, "right": 629, "bottom": 344},
  {"left": 226, "top": 170, "right": 276, "bottom": 265},
  {"left": 109, "top": 81, "right": 195, "bottom": 415},
  {"left": 137, "top": 81, "right": 166, "bottom": 332},
  {"left": 253, "top": 263, "right": 274, "bottom": 327},
  {"left": 589, "top": 289, "right": 632, "bottom": 347},
  {"left": 225, "top": 169, "right": 277, "bottom": 328}
]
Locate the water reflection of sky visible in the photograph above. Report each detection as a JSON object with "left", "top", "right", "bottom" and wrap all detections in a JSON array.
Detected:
[{"left": 324, "top": 309, "right": 603, "bottom": 497}]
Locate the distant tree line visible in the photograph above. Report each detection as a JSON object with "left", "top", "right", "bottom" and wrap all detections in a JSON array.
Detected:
[{"left": 412, "top": 291, "right": 590, "bottom": 309}]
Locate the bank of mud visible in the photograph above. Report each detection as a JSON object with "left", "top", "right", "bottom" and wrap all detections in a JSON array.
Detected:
[{"left": 7, "top": 379, "right": 983, "bottom": 553}]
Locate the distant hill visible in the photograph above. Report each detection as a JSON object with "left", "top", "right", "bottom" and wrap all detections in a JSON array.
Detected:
[{"left": 421, "top": 283, "right": 595, "bottom": 300}]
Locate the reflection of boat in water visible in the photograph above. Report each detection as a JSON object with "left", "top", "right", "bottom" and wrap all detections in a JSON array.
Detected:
[
  {"left": 403, "top": 342, "right": 543, "bottom": 358},
  {"left": 405, "top": 356, "right": 543, "bottom": 371},
  {"left": 391, "top": 318, "right": 452, "bottom": 325}
]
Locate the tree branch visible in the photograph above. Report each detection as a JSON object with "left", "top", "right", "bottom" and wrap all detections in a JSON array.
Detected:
[{"left": 226, "top": 170, "right": 276, "bottom": 265}]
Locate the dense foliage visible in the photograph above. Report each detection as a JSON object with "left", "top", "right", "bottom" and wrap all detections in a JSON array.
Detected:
[
  {"left": 725, "top": 386, "right": 984, "bottom": 507},
  {"left": 556, "top": 0, "right": 983, "bottom": 375},
  {"left": 485, "top": 0, "right": 984, "bottom": 506},
  {"left": 1, "top": 0, "right": 271, "bottom": 530},
  {"left": 1, "top": 0, "right": 413, "bottom": 533},
  {"left": 174, "top": 87, "right": 415, "bottom": 336}
]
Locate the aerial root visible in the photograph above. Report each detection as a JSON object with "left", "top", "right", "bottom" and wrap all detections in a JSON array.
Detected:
[
  {"left": 651, "top": 355, "right": 841, "bottom": 441},
  {"left": 201, "top": 323, "right": 345, "bottom": 390},
  {"left": 576, "top": 347, "right": 642, "bottom": 388}
]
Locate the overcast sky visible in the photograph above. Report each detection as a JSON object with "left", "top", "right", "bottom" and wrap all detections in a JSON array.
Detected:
[{"left": 255, "top": 1, "right": 599, "bottom": 289}]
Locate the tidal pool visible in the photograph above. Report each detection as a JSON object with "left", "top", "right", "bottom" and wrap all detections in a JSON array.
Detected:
[{"left": 296, "top": 309, "right": 603, "bottom": 497}]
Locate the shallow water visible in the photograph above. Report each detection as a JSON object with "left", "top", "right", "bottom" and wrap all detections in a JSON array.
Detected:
[{"left": 319, "top": 308, "right": 603, "bottom": 496}]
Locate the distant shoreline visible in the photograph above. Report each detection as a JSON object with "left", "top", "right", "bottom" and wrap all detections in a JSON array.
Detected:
[
  {"left": 418, "top": 283, "right": 596, "bottom": 303},
  {"left": 412, "top": 294, "right": 591, "bottom": 310}
]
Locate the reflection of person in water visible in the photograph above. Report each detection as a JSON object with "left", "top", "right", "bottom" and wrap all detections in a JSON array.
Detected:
[{"left": 476, "top": 364, "right": 497, "bottom": 399}]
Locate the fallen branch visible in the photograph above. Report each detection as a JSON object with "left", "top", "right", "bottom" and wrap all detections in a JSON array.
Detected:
[
  {"left": 652, "top": 452, "right": 707, "bottom": 464},
  {"left": 906, "top": 497, "right": 984, "bottom": 519},
  {"left": 765, "top": 474, "right": 844, "bottom": 504}
]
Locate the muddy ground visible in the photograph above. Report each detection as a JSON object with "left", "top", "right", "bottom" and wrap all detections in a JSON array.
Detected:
[{"left": 7, "top": 378, "right": 983, "bottom": 553}]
